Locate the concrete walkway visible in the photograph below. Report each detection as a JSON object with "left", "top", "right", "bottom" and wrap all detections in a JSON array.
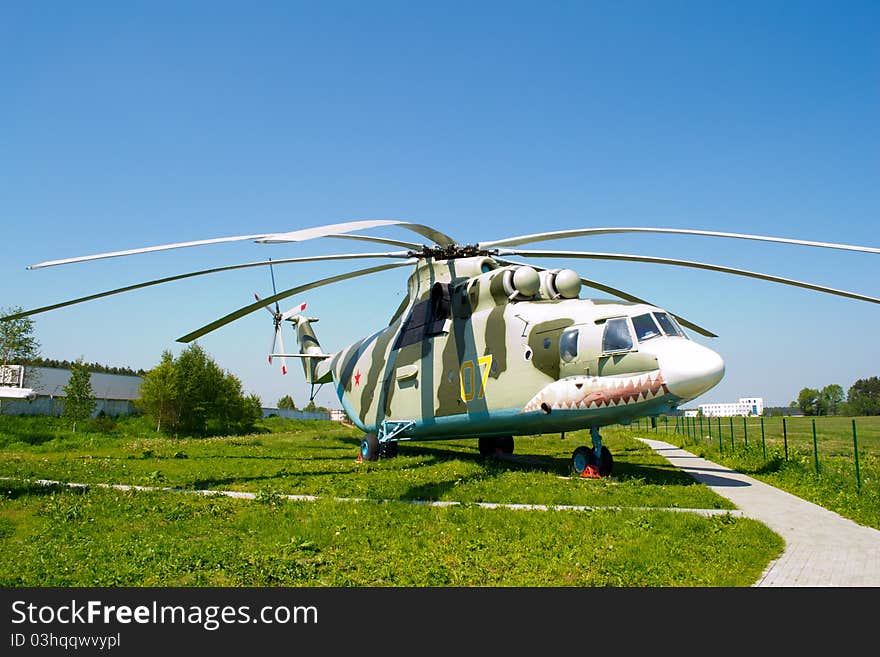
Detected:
[{"left": 639, "top": 438, "right": 880, "bottom": 587}]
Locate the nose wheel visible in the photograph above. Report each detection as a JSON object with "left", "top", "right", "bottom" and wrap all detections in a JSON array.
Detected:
[{"left": 571, "top": 428, "right": 613, "bottom": 478}]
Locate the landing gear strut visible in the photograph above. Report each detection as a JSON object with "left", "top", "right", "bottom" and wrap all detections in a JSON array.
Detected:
[
  {"left": 571, "top": 427, "right": 613, "bottom": 478},
  {"left": 358, "top": 420, "right": 414, "bottom": 461}
]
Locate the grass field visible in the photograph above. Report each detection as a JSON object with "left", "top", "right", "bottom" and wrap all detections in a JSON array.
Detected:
[
  {"left": 636, "top": 414, "right": 880, "bottom": 530},
  {"left": 0, "top": 415, "right": 782, "bottom": 586}
]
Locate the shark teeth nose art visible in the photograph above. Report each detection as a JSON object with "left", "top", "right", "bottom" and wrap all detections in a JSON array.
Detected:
[{"left": 520, "top": 371, "right": 670, "bottom": 414}]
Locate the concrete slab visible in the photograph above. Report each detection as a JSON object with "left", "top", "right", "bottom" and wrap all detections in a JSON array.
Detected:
[{"left": 639, "top": 438, "right": 880, "bottom": 587}]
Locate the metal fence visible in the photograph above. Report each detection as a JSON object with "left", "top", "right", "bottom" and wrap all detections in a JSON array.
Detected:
[{"left": 630, "top": 415, "right": 875, "bottom": 492}]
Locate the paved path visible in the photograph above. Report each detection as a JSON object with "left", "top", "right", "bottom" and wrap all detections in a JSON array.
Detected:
[{"left": 639, "top": 438, "right": 880, "bottom": 587}]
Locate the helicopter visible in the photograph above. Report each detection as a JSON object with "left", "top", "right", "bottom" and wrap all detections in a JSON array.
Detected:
[{"left": 5, "top": 219, "right": 880, "bottom": 477}]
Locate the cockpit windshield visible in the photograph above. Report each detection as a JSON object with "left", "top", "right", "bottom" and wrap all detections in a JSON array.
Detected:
[
  {"left": 653, "top": 312, "right": 686, "bottom": 338},
  {"left": 601, "top": 318, "right": 633, "bottom": 353},
  {"left": 632, "top": 313, "right": 662, "bottom": 342}
]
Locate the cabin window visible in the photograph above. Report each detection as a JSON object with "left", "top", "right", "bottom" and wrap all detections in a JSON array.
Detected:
[
  {"left": 653, "top": 312, "right": 685, "bottom": 338},
  {"left": 560, "top": 328, "right": 579, "bottom": 362},
  {"left": 632, "top": 313, "right": 662, "bottom": 342},
  {"left": 601, "top": 318, "right": 633, "bottom": 353}
]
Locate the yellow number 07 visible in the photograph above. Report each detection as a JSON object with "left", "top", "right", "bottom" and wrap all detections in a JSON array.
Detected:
[{"left": 460, "top": 355, "right": 493, "bottom": 402}]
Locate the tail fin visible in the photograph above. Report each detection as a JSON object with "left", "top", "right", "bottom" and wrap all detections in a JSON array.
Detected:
[{"left": 293, "top": 316, "right": 331, "bottom": 384}]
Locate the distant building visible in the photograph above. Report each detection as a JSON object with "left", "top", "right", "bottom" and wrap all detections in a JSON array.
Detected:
[
  {"left": 329, "top": 409, "right": 348, "bottom": 422},
  {"left": 699, "top": 397, "right": 764, "bottom": 417},
  {"left": 261, "top": 407, "right": 330, "bottom": 421},
  {"left": 0, "top": 366, "right": 142, "bottom": 416},
  {"left": 0, "top": 365, "right": 36, "bottom": 401}
]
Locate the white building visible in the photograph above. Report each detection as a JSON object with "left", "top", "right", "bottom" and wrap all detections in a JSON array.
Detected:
[
  {"left": 0, "top": 365, "right": 36, "bottom": 401},
  {"left": 699, "top": 397, "right": 764, "bottom": 417},
  {"left": 0, "top": 365, "right": 143, "bottom": 416}
]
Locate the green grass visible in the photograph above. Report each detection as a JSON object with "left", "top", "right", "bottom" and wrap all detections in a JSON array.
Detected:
[
  {"left": 0, "top": 479, "right": 779, "bottom": 587},
  {"left": 0, "top": 416, "right": 735, "bottom": 510},
  {"left": 0, "top": 415, "right": 783, "bottom": 586},
  {"left": 643, "top": 415, "right": 880, "bottom": 530}
]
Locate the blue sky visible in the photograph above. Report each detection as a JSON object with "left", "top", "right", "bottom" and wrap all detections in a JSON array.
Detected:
[{"left": 2, "top": 1, "right": 878, "bottom": 409}]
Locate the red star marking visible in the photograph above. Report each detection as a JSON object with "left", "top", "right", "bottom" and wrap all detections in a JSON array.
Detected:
[{"left": 354, "top": 371, "right": 362, "bottom": 386}]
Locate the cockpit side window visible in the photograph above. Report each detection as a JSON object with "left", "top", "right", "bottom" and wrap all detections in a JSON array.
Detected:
[
  {"left": 601, "top": 318, "right": 633, "bottom": 353},
  {"left": 560, "top": 328, "right": 579, "bottom": 362},
  {"left": 653, "top": 312, "right": 685, "bottom": 338},
  {"left": 632, "top": 313, "right": 661, "bottom": 342}
]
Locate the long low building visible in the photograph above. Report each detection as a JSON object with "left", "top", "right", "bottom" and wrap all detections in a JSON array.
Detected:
[
  {"left": 698, "top": 397, "right": 764, "bottom": 417},
  {"left": 0, "top": 365, "right": 143, "bottom": 416}
]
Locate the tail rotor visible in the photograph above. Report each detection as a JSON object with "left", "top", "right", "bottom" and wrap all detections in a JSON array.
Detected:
[{"left": 255, "top": 259, "right": 306, "bottom": 375}]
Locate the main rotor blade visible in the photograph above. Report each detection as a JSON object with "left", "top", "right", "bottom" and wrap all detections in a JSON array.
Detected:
[
  {"left": 176, "top": 260, "right": 417, "bottom": 343},
  {"left": 26, "top": 219, "right": 453, "bottom": 269},
  {"left": 504, "top": 249, "right": 880, "bottom": 305},
  {"left": 577, "top": 277, "right": 717, "bottom": 337},
  {"left": 2, "top": 252, "right": 411, "bottom": 322},
  {"left": 256, "top": 219, "right": 457, "bottom": 247},
  {"left": 326, "top": 233, "right": 423, "bottom": 250},
  {"left": 495, "top": 258, "right": 717, "bottom": 337},
  {"left": 27, "top": 233, "right": 270, "bottom": 270},
  {"left": 482, "top": 227, "right": 880, "bottom": 254}
]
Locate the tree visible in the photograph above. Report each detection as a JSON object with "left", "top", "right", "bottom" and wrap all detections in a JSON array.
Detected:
[
  {"left": 304, "top": 400, "right": 330, "bottom": 414},
  {"left": 819, "top": 384, "right": 845, "bottom": 416},
  {"left": 138, "top": 350, "right": 178, "bottom": 431},
  {"left": 137, "top": 344, "right": 262, "bottom": 436},
  {"left": 277, "top": 394, "right": 296, "bottom": 410},
  {"left": 63, "top": 358, "right": 96, "bottom": 432},
  {"left": 796, "top": 387, "right": 820, "bottom": 416},
  {"left": 847, "top": 377, "right": 880, "bottom": 416},
  {"left": 0, "top": 306, "right": 40, "bottom": 368}
]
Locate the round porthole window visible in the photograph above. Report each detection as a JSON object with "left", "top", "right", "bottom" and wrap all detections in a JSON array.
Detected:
[{"left": 543, "top": 338, "right": 551, "bottom": 349}]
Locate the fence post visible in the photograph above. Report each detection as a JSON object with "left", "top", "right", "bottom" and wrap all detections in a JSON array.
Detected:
[
  {"left": 664, "top": 415, "right": 668, "bottom": 433},
  {"left": 729, "top": 416, "right": 734, "bottom": 450},
  {"left": 783, "top": 416, "right": 789, "bottom": 461},
  {"left": 743, "top": 416, "right": 748, "bottom": 447},
  {"left": 718, "top": 416, "right": 723, "bottom": 453},
  {"left": 812, "top": 418, "right": 819, "bottom": 476},
  {"left": 760, "top": 416, "right": 766, "bottom": 463},
  {"left": 852, "top": 419, "right": 861, "bottom": 492},
  {"left": 699, "top": 415, "right": 704, "bottom": 441}
]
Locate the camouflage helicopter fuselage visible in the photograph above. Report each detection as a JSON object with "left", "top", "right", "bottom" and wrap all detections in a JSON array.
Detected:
[{"left": 298, "top": 255, "right": 724, "bottom": 442}]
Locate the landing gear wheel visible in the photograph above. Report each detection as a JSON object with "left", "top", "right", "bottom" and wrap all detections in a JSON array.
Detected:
[
  {"left": 380, "top": 440, "right": 399, "bottom": 458},
  {"left": 360, "top": 433, "right": 380, "bottom": 462},
  {"left": 497, "top": 436, "right": 514, "bottom": 454},
  {"left": 478, "top": 437, "right": 495, "bottom": 457},
  {"left": 598, "top": 446, "right": 614, "bottom": 477},
  {"left": 571, "top": 446, "right": 596, "bottom": 476}
]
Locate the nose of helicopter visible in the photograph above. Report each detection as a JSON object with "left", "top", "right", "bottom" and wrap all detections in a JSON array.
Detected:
[{"left": 655, "top": 340, "right": 725, "bottom": 402}]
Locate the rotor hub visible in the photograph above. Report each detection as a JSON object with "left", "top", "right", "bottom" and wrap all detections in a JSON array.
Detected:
[{"left": 408, "top": 244, "right": 497, "bottom": 260}]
